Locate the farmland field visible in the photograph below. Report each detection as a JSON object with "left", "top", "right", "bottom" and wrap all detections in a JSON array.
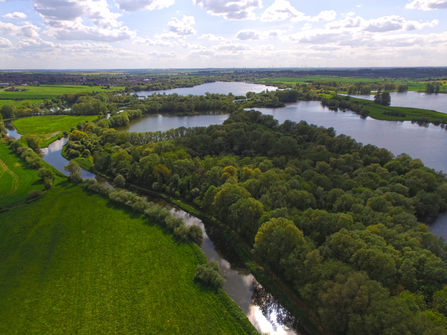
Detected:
[
  {"left": 0, "top": 184, "right": 253, "bottom": 334},
  {"left": 0, "top": 85, "right": 125, "bottom": 100}
]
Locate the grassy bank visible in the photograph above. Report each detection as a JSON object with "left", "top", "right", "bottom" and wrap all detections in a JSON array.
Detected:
[
  {"left": 0, "top": 184, "right": 255, "bottom": 335},
  {"left": 13, "top": 115, "right": 98, "bottom": 147},
  {"left": 0, "top": 85, "right": 124, "bottom": 100}
]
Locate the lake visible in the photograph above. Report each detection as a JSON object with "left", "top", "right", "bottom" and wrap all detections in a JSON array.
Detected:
[
  {"left": 136, "top": 81, "right": 278, "bottom": 97},
  {"left": 348, "top": 91, "right": 447, "bottom": 113}
]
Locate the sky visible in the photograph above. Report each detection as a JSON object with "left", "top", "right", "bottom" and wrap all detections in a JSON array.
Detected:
[{"left": 0, "top": 0, "right": 447, "bottom": 69}]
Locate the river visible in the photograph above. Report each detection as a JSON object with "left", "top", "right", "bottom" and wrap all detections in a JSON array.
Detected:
[{"left": 6, "top": 82, "right": 447, "bottom": 334}]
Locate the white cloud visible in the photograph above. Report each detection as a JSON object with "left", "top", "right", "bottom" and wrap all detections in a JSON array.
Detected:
[
  {"left": 0, "top": 37, "right": 12, "bottom": 48},
  {"left": 407, "top": 0, "right": 447, "bottom": 10},
  {"left": 236, "top": 30, "right": 261, "bottom": 40},
  {"left": 134, "top": 37, "right": 177, "bottom": 46},
  {"left": 29, "top": 0, "right": 136, "bottom": 42},
  {"left": 313, "top": 10, "right": 337, "bottom": 22},
  {"left": 3, "top": 12, "right": 27, "bottom": 19},
  {"left": 261, "top": 0, "right": 336, "bottom": 22},
  {"left": 0, "top": 20, "right": 40, "bottom": 38},
  {"left": 199, "top": 33, "right": 228, "bottom": 41},
  {"left": 155, "top": 15, "right": 196, "bottom": 40},
  {"left": 326, "top": 13, "right": 437, "bottom": 33},
  {"left": 235, "top": 29, "right": 285, "bottom": 40},
  {"left": 168, "top": 16, "right": 196, "bottom": 36},
  {"left": 193, "top": 0, "right": 262, "bottom": 20},
  {"left": 213, "top": 40, "right": 253, "bottom": 52},
  {"left": 363, "top": 15, "right": 438, "bottom": 32},
  {"left": 50, "top": 25, "right": 136, "bottom": 42},
  {"left": 261, "top": 0, "right": 304, "bottom": 21},
  {"left": 115, "top": 0, "right": 175, "bottom": 12}
]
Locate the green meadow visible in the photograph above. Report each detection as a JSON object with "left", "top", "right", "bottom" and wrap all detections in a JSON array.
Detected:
[
  {"left": 13, "top": 115, "right": 98, "bottom": 147},
  {"left": 0, "top": 142, "right": 45, "bottom": 208},
  {"left": 0, "top": 85, "right": 125, "bottom": 100},
  {"left": 0, "top": 184, "right": 254, "bottom": 334}
]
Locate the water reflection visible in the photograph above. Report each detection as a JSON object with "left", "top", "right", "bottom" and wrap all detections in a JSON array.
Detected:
[
  {"left": 428, "top": 212, "right": 447, "bottom": 239},
  {"left": 40, "top": 136, "right": 112, "bottom": 186},
  {"left": 118, "top": 113, "right": 229, "bottom": 134},
  {"left": 4, "top": 122, "right": 21, "bottom": 139},
  {"left": 250, "top": 281, "right": 303, "bottom": 335}
]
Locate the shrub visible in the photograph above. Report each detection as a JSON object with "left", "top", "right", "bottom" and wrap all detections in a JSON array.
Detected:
[
  {"left": 114, "top": 174, "right": 126, "bottom": 188},
  {"left": 28, "top": 189, "right": 43, "bottom": 199},
  {"left": 187, "top": 225, "right": 203, "bottom": 244},
  {"left": 194, "top": 261, "right": 225, "bottom": 289},
  {"left": 165, "top": 216, "right": 184, "bottom": 230},
  {"left": 174, "top": 225, "right": 189, "bottom": 240}
]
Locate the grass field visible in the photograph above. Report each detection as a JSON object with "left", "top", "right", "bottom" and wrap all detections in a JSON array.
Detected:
[
  {"left": 0, "top": 85, "right": 125, "bottom": 100},
  {"left": 13, "top": 115, "right": 99, "bottom": 147},
  {"left": 0, "top": 184, "right": 253, "bottom": 334},
  {"left": 0, "top": 142, "right": 44, "bottom": 208}
]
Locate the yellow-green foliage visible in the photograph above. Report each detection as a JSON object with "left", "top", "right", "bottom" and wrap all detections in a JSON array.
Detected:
[{"left": 0, "top": 185, "right": 252, "bottom": 335}]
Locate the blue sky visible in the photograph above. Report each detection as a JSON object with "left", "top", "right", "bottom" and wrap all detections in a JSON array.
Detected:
[{"left": 0, "top": 0, "right": 446, "bottom": 69}]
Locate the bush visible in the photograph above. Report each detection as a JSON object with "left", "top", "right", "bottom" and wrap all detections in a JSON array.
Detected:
[
  {"left": 194, "top": 261, "right": 225, "bottom": 289},
  {"left": 165, "top": 216, "right": 184, "bottom": 230},
  {"left": 114, "top": 174, "right": 126, "bottom": 188},
  {"left": 28, "top": 189, "right": 43, "bottom": 199},
  {"left": 187, "top": 225, "right": 203, "bottom": 244},
  {"left": 174, "top": 225, "right": 189, "bottom": 240}
]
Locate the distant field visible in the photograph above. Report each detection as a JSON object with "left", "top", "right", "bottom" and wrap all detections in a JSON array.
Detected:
[
  {"left": 263, "top": 76, "right": 380, "bottom": 84},
  {"left": 0, "top": 85, "right": 125, "bottom": 100},
  {"left": 263, "top": 77, "right": 447, "bottom": 93},
  {"left": 0, "top": 185, "right": 252, "bottom": 335},
  {"left": 13, "top": 115, "right": 98, "bottom": 147},
  {"left": 0, "top": 142, "right": 43, "bottom": 208}
]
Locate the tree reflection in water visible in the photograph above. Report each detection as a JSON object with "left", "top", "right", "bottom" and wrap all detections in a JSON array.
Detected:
[{"left": 251, "top": 280, "right": 308, "bottom": 335}]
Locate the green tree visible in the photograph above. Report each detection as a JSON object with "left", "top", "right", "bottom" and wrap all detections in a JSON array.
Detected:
[
  {"left": 64, "top": 160, "right": 82, "bottom": 182},
  {"left": 254, "top": 217, "right": 306, "bottom": 273}
]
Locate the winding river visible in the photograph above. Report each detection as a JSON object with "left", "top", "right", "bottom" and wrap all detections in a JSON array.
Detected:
[{"left": 6, "top": 82, "right": 447, "bottom": 335}]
